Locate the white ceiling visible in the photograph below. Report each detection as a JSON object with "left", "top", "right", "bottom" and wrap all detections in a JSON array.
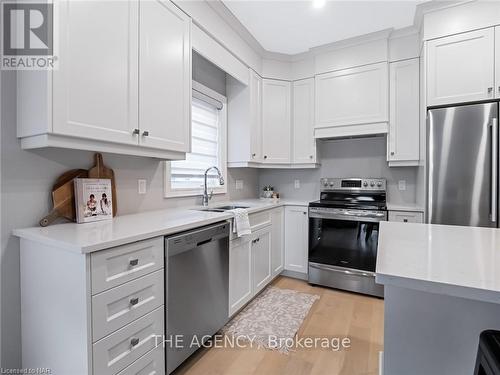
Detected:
[{"left": 222, "top": 0, "right": 425, "bottom": 55}]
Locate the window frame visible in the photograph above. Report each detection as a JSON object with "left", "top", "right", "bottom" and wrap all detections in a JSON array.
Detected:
[{"left": 164, "top": 81, "right": 227, "bottom": 198}]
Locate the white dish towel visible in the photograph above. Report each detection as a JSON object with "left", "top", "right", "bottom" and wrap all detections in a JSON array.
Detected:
[{"left": 229, "top": 208, "right": 251, "bottom": 237}]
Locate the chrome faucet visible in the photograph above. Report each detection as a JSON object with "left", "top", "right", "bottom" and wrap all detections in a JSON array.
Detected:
[{"left": 202, "top": 166, "right": 225, "bottom": 206}]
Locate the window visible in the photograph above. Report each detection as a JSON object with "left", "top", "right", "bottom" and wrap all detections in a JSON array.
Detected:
[{"left": 164, "top": 82, "right": 227, "bottom": 198}]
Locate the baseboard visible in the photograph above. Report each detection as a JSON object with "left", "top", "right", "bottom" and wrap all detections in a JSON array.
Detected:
[{"left": 280, "top": 270, "right": 308, "bottom": 281}]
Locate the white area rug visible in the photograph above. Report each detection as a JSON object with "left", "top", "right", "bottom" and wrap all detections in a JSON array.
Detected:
[{"left": 222, "top": 286, "right": 320, "bottom": 353}]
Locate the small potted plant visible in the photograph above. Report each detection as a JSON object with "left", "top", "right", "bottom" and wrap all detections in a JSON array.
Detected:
[{"left": 262, "top": 185, "right": 274, "bottom": 198}]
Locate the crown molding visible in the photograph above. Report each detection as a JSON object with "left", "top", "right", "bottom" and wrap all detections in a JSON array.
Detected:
[{"left": 206, "top": 0, "right": 267, "bottom": 56}]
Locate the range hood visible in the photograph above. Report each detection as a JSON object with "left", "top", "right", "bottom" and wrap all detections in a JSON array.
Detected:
[{"left": 314, "top": 122, "right": 388, "bottom": 140}]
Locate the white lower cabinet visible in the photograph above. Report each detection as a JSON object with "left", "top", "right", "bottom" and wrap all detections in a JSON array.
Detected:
[
  {"left": 284, "top": 206, "right": 309, "bottom": 274},
  {"left": 229, "top": 236, "right": 253, "bottom": 316},
  {"left": 388, "top": 210, "right": 424, "bottom": 223},
  {"left": 251, "top": 227, "right": 272, "bottom": 294},
  {"left": 271, "top": 208, "right": 284, "bottom": 277},
  {"left": 18, "top": 236, "right": 165, "bottom": 375},
  {"left": 229, "top": 207, "right": 284, "bottom": 316}
]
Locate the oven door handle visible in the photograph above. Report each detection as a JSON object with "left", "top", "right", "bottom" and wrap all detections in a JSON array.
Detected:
[
  {"left": 309, "top": 210, "right": 387, "bottom": 222},
  {"left": 309, "top": 262, "right": 376, "bottom": 278}
]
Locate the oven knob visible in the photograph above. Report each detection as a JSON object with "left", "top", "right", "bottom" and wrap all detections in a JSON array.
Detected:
[
  {"left": 363, "top": 181, "right": 368, "bottom": 187},
  {"left": 323, "top": 181, "right": 328, "bottom": 187},
  {"left": 377, "top": 181, "right": 382, "bottom": 187},
  {"left": 370, "top": 181, "right": 375, "bottom": 187},
  {"left": 329, "top": 182, "right": 335, "bottom": 187}
]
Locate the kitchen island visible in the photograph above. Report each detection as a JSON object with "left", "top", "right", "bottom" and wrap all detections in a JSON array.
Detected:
[{"left": 376, "top": 221, "right": 500, "bottom": 375}]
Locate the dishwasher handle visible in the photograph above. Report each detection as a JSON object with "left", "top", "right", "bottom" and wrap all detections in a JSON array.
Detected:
[{"left": 166, "top": 222, "right": 229, "bottom": 257}]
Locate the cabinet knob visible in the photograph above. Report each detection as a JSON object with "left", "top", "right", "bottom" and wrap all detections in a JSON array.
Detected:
[
  {"left": 303, "top": 212, "right": 307, "bottom": 215},
  {"left": 132, "top": 129, "right": 140, "bottom": 135},
  {"left": 129, "top": 258, "right": 139, "bottom": 267},
  {"left": 130, "top": 337, "right": 140, "bottom": 347},
  {"left": 264, "top": 155, "right": 267, "bottom": 159},
  {"left": 252, "top": 153, "right": 256, "bottom": 158},
  {"left": 309, "top": 155, "right": 313, "bottom": 159},
  {"left": 403, "top": 219, "right": 408, "bottom": 223},
  {"left": 488, "top": 87, "right": 494, "bottom": 94},
  {"left": 142, "top": 130, "right": 150, "bottom": 136},
  {"left": 130, "top": 297, "right": 139, "bottom": 306},
  {"left": 391, "top": 151, "right": 395, "bottom": 156},
  {"left": 498, "top": 86, "right": 500, "bottom": 93}
]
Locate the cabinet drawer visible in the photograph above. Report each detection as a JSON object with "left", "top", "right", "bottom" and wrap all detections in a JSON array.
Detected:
[
  {"left": 91, "top": 237, "right": 164, "bottom": 294},
  {"left": 388, "top": 211, "right": 424, "bottom": 223},
  {"left": 92, "top": 270, "right": 164, "bottom": 342},
  {"left": 93, "top": 307, "right": 164, "bottom": 375},
  {"left": 116, "top": 346, "right": 164, "bottom": 375},
  {"left": 230, "top": 209, "right": 272, "bottom": 240}
]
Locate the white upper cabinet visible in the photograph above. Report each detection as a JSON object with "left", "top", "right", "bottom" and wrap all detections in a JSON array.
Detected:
[
  {"left": 262, "top": 79, "right": 292, "bottom": 163},
  {"left": 227, "top": 69, "right": 262, "bottom": 165},
  {"left": 284, "top": 206, "right": 308, "bottom": 274},
  {"left": 53, "top": 0, "right": 139, "bottom": 145},
  {"left": 139, "top": 0, "right": 191, "bottom": 152},
  {"left": 315, "top": 62, "right": 389, "bottom": 135},
  {"left": 250, "top": 71, "right": 263, "bottom": 161},
  {"left": 388, "top": 58, "right": 420, "bottom": 166},
  {"left": 18, "top": 0, "right": 191, "bottom": 160},
  {"left": 292, "top": 78, "right": 317, "bottom": 163},
  {"left": 427, "top": 28, "right": 495, "bottom": 106},
  {"left": 495, "top": 27, "right": 500, "bottom": 99}
]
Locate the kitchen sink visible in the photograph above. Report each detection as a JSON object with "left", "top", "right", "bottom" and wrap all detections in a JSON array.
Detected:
[
  {"left": 214, "top": 205, "right": 250, "bottom": 210},
  {"left": 193, "top": 205, "right": 250, "bottom": 212}
]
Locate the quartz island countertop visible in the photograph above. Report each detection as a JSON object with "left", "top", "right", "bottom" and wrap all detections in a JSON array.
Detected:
[
  {"left": 12, "top": 199, "right": 308, "bottom": 254},
  {"left": 376, "top": 221, "right": 500, "bottom": 304}
]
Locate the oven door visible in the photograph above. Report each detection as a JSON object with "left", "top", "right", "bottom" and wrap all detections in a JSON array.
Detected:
[{"left": 308, "top": 207, "right": 387, "bottom": 273}]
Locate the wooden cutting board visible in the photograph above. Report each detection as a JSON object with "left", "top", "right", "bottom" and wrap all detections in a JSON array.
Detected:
[
  {"left": 39, "top": 169, "right": 88, "bottom": 227},
  {"left": 88, "top": 153, "right": 117, "bottom": 216}
]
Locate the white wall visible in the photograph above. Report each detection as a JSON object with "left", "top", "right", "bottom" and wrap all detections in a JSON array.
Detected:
[
  {"left": 259, "top": 137, "right": 418, "bottom": 205},
  {"left": 0, "top": 59, "right": 258, "bottom": 368}
]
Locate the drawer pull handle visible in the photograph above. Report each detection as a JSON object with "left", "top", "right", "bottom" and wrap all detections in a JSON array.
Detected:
[
  {"left": 129, "top": 259, "right": 139, "bottom": 267},
  {"left": 130, "top": 337, "right": 140, "bottom": 347},
  {"left": 403, "top": 219, "right": 408, "bottom": 223},
  {"left": 130, "top": 297, "right": 139, "bottom": 306}
]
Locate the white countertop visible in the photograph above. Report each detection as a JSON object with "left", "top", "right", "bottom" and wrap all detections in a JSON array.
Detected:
[
  {"left": 13, "top": 199, "right": 308, "bottom": 254},
  {"left": 376, "top": 221, "right": 500, "bottom": 304}
]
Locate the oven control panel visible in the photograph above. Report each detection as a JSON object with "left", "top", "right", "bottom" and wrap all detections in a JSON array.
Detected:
[{"left": 320, "top": 178, "right": 386, "bottom": 191}]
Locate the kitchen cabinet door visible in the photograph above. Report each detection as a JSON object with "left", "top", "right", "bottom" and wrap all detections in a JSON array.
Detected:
[
  {"left": 53, "top": 0, "right": 139, "bottom": 145},
  {"left": 284, "top": 206, "right": 308, "bottom": 274},
  {"left": 139, "top": 0, "right": 191, "bottom": 151},
  {"left": 496, "top": 27, "right": 500, "bottom": 99},
  {"left": 252, "top": 227, "right": 272, "bottom": 294},
  {"left": 427, "top": 28, "right": 495, "bottom": 106},
  {"left": 315, "top": 62, "right": 388, "bottom": 129},
  {"left": 271, "top": 208, "right": 284, "bottom": 277},
  {"left": 250, "top": 70, "right": 263, "bottom": 161},
  {"left": 262, "top": 79, "right": 291, "bottom": 163},
  {"left": 388, "top": 58, "right": 419, "bottom": 166},
  {"left": 293, "top": 78, "right": 317, "bottom": 163},
  {"left": 229, "top": 237, "right": 252, "bottom": 316}
]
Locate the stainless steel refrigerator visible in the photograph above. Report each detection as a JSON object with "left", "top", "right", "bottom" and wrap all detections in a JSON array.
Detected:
[{"left": 427, "top": 102, "right": 499, "bottom": 227}]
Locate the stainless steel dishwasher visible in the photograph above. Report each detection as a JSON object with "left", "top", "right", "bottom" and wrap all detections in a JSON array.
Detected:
[{"left": 165, "top": 222, "right": 230, "bottom": 374}]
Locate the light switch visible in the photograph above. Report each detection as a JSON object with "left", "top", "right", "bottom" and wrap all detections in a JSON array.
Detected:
[
  {"left": 398, "top": 180, "right": 406, "bottom": 191},
  {"left": 294, "top": 179, "right": 300, "bottom": 189},
  {"left": 138, "top": 179, "right": 147, "bottom": 194},
  {"left": 235, "top": 179, "right": 244, "bottom": 190}
]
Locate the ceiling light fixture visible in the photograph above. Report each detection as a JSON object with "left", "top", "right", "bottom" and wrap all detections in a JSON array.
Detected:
[{"left": 312, "top": 0, "right": 326, "bottom": 9}]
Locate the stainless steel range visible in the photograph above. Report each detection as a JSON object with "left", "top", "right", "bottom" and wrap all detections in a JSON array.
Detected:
[{"left": 308, "top": 178, "right": 387, "bottom": 297}]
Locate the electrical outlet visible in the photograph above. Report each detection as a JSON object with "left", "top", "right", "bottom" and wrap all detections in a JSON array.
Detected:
[
  {"left": 398, "top": 180, "right": 406, "bottom": 191},
  {"left": 294, "top": 179, "right": 300, "bottom": 189},
  {"left": 138, "top": 179, "right": 147, "bottom": 194},
  {"left": 235, "top": 179, "right": 244, "bottom": 190}
]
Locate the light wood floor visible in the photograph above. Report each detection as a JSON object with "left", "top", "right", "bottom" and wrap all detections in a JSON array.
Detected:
[{"left": 173, "top": 276, "right": 384, "bottom": 375}]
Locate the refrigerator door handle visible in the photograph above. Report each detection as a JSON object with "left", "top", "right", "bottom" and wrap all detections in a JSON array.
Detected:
[{"left": 491, "top": 118, "right": 498, "bottom": 223}]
